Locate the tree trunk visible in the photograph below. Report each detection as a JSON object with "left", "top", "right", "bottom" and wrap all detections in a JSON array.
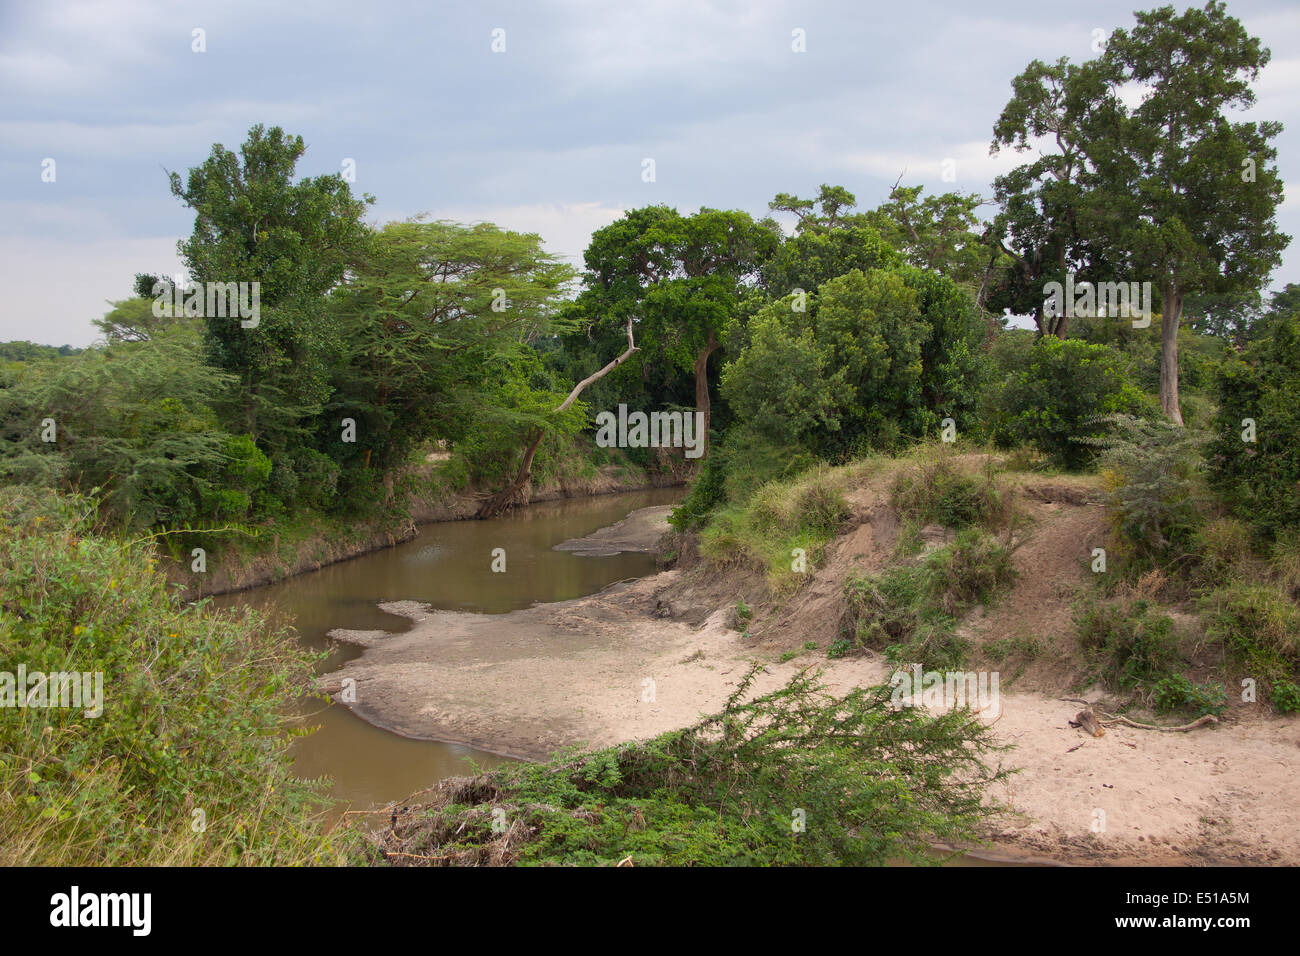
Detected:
[
  {"left": 1160, "top": 282, "right": 1184, "bottom": 426},
  {"left": 694, "top": 331, "right": 719, "bottom": 457},
  {"left": 476, "top": 318, "right": 639, "bottom": 518}
]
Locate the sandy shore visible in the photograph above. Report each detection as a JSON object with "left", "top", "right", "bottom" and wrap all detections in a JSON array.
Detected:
[{"left": 317, "top": 501, "right": 1300, "bottom": 866}]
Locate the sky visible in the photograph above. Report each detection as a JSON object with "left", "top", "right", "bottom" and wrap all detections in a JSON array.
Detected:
[{"left": 1, "top": 0, "right": 1297, "bottom": 347}]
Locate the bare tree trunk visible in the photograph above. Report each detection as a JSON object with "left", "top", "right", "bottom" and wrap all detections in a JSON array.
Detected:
[
  {"left": 1160, "top": 282, "right": 1184, "bottom": 425},
  {"left": 477, "top": 318, "right": 639, "bottom": 518},
  {"left": 694, "top": 331, "right": 719, "bottom": 457}
]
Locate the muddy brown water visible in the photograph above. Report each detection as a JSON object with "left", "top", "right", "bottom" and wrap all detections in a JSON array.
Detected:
[{"left": 213, "top": 488, "right": 682, "bottom": 812}]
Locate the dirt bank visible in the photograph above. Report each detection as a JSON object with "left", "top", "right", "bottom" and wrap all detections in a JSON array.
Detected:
[
  {"left": 320, "top": 568, "right": 1300, "bottom": 865},
  {"left": 318, "top": 468, "right": 1300, "bottom": 866}
]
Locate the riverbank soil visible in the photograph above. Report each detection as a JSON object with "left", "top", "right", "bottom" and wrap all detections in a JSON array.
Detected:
[{"left": 319, "top": 467, "right": 1300, "bottom": 866}]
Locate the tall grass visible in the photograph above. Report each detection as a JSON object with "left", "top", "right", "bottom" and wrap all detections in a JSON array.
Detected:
[{"left": 0, "top": 486, "right": 348, "bottom": 865}]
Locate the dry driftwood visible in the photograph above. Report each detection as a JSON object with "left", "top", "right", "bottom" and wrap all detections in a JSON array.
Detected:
[{"left": 1060, "top": 697, "right": 1219, "bottom": 735}]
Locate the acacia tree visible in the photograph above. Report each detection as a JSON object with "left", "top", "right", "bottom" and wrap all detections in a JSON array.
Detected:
[
  {"left": 992, "top": 2, "right": 1288, "bottom": 422},
  {"left": 330, "top": 219, "right": 578, "bottom": 484}
]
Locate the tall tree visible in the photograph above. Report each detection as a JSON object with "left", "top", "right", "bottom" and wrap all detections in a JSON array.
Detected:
[
  {"left": 991, "top": 2, "right": 1288, "bottom": 422},
  {"left": 1099, "top": 1, "right": 1287, "bottom": 423},
  {"left": 988, "top": 57, "right": 1121, "bottom": 338},
  {"left": 576, "top": 206, "right": 778, "bottom": 453},
  {"left": 329, "top": 219, "right": 577, "bottom": 479},
  {"left": 168, "top": 125, "right": 373, "bottom": 447}
]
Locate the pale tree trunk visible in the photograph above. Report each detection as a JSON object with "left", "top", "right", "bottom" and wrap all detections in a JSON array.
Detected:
[
  {"left": 477, "top": 318, "right": 639, "bottom": 518},
  {"left": 693, "top": 331, "right": 719, "bottom": 457},
  {"left": 1160, "top": 282, "right": 1184, "bottom": 426}
]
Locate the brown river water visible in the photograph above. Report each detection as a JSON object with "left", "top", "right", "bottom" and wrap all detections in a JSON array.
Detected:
[{"left": 213, "top": 488, "right": 683, "bottom": 811}]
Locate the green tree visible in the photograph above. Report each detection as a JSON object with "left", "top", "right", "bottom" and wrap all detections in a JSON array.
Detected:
[
  {"left": 574, "top": 206, "right": 778, "bottom": 451},
  {"left": 991, "top": 2, "right": 1289, "bottom": 423},
  {"left": 1208, "top": 309, "right": 1300, "bottom": 538},
  {"left": 168, "top": 124, "right": 373, "bottom": 449},
  {"left": 990, "top": 337, "right": 1153, "bottom": 469},
  {"left": 328, "top": 219, "right": 578, "bottom": 483}
]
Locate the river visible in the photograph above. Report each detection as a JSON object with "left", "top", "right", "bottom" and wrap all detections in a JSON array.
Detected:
[{"left": 213, "top": 487, "right": 682, "bottom": 811}]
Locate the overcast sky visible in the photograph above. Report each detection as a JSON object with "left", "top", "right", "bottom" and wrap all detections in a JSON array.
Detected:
[{"left": 1, "top": 0, "right": 1297, "bottom": 347}]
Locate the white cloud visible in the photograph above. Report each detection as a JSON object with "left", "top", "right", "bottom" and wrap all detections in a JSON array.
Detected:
[
  {"left": 0, "top": 236, "right": 183, "bottom": 347},
  {"left": 421, "top": 201, "right": 627, "bottom": 265}
]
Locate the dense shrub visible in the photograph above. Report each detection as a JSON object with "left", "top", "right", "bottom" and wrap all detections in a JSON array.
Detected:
[
  {"left": 1199, "top": 581, "right": 1300, "bottom": 706},
  {"left": 1074, "top": 597, "right": 1181, "bottom": 689},
  {"left": 366, "top": 666, "right": 1010, "bottom": 866},
  {"left": 987, "top": 337, "right": 1152, "bottom": 469},
  {"left": 0, "top": 487, "right": 339, "bottom": 864},
  {"left": 1207, "top": 311, "right": 1300, "bottom": 539},
  {"left": 1090, "top": 415, "right": 1207, "bottom": 567},
  {"left": 889, "top": 457, "right": 1008, "bottom": 531}
]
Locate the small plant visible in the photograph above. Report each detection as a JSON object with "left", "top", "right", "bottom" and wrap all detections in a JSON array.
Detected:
[
  {"left": 889, "top": 458, "right": 1007, "bottom": 531},
  {"left": 1074, "top": 596, "right": 1182, "bottom": 690},
  {"left": 982, "top": 633, "right": 1042, "bottom": 665},
  {"left": 1151, "top": 675, "right": 1227, "bottom": 718},
  {"left": 735, "top": 598, "right": 753, "bottom": 623},
  {"left": 1200, "top": 581, "right": 1300, "bottom": 695},
  {"left": 1271, "top": 680, "right": 1300, "bottom": 715},
  {"left": 842, "top": 529, "right": 1014, "bottom": 671}
]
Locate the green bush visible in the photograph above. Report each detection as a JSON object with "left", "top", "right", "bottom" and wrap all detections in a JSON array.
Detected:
[
  {"left": 364, "top": 666, "right": 1010, "bottom": 866},
  {"left": 0, "top": 487, "right": 340, "bottom": 865},
  {"left": 698, "top": 463, "right": 851, "bottom": 589},
  {"left": 1199, "top": 581, "right": 1300, "bottom": 703},
  {"left": 843, "top": 528, "right": 1015, "bottom": 670},
  {"left": 1091, "top": 415, "right": 1207, "bottom": 566},
  {"left": 988, "top": 337, "right": 1153, "bottom": 470},
  {"left": 1207, "top": 311, "right": 1300, "bottom": 539},
  {"left": 889, "top": 457, "right": 1007, "bottom": 530},
  {"left": 1074, "top": 597, "right": 1181, "bottom": 689},
  {"left": 1151, "top": 675, "right": 1227, "bottom": 718}
]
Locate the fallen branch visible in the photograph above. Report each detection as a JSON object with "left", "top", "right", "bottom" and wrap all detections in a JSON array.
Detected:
[
  {"left": 1060, "top": 698, "right": 1219, "bottom": 734},
  {"left": 1100, "top": 713, "right": 1219, "bottom": 733}
]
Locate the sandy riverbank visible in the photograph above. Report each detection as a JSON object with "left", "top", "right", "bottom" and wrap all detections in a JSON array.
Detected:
[{"left": 318, "top": 506, "right": 1300, "bottom": 866}]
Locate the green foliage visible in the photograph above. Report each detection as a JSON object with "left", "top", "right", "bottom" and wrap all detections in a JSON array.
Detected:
[
  {"left": 889, "top": 457, "right": 1007, "bottom": 530},
  {"left": 843, "top": 528, "right": 1016, "bottom": 670},
  {"left": 367, "top": 666, "right": 1010, "bottom": 866},
  {"left": 989, "top": 337, "right": 1152, "bottom": 469},
  {"left": 1271, "top": 680, "right": 1300, "bottom": 715},
  {"left": 1074, "top": 596, "right": 1181, "bottom": 690},
  {"left": 722, "top": 268, "right": 930, "bottom": 456},
  {"left": 1199, "top": 581, "right": 1300, "bottom": 703},
  {"left": 0, "top": 327, "right": 236, "bottom": 530},
  {"left": 669, "top": 427, "right": 817, "bottom": 531},
  {"left": 1090, "top": 415, "right": 1207, "bottom": 566},
  {"left": 169, "top": 124, "right": 373, "bottom": 454},
  {"left": 1150, "top": 675, "right": 1227, "bottom": 719},
  {"left": 698, "top": 463, "right": 851, "bottom": 590},
  {"left": 1207, "top": 310, "right": 1300, "bottom": 538},
  {"left": 0, "top": 487, "right": 338, "bottom": 864}
]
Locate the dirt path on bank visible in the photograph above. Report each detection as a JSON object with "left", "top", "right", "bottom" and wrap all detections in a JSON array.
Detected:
[{"left": 317, "top": 494, "right": 1300, "bottom": 866}]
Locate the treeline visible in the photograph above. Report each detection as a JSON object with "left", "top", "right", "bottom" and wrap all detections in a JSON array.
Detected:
[{"left": 0, "top": 4, "right": 1292, "bottom": 558}]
